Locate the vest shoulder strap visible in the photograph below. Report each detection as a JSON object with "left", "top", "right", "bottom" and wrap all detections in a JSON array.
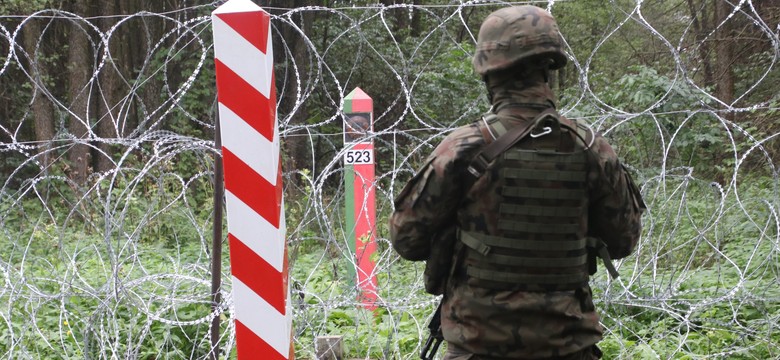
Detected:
[{"left": 468, "top": 108, "right": 559, "bottom": 178}]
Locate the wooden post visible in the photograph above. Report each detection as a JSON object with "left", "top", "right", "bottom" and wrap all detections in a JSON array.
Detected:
[{"left": 209, "top": 117, "right": 224, "bottom": 360}]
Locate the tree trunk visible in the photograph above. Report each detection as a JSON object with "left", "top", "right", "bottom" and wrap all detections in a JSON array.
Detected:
[
  {"left": 262, "top": 0, "right": 315, "bottom": 180},
  {"left": 380, "top": 0, "right": 423, "bottom": 37},
  {"left": 380, "top": 0, "right": 409, "bottom": 39},
  {"left": 96, "top": 0, "right": 121, "bottom": 173},
  {"left": 686, "top": 0, "right": 714, "bottom": 86},
  {"left": 66, "top": 0, "right": 93, "bottom": 185},
  {"left": 22, "top": 18, "right": 56, "bottom": 169},
  {"left": 118, "top": 0, "right": 138, "bottom": 137},
  {"left": 714, "top": 0, "right": 734, "bottom": 107},
  {"left": 456, "top": 6, "right": 476, "bottom": 43},
  {"left": 712, "top": 0, "right": 736, "bottom": 184},
  {"left": 410, "top": 0, "right": 422, "bottom": 37},
  {"left": 137, "top": 0, "right": 166, "bottom": 133}
]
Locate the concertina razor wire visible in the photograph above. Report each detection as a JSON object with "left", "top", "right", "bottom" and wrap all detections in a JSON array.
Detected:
[{"left": 0, "top": 1, "right": 779, "bottom": 359}]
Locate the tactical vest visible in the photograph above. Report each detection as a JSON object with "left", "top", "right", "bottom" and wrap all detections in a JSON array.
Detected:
[{"left": 458, "top": 110, "right": 610, "bottom": 292}]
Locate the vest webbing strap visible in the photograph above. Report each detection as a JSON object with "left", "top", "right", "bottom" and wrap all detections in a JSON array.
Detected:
[
  {"left": 491, "top": 120, "right": 508, "bottom": 137},
  {"left": 475, "top": 252, "right": 588, "bottom": 267},
  {"left": 460, "top": 231, "right": 588, "bottom": 252},
  {"left": 467, "top": 267, "right": 589, "bottom": 285},
  {"left": 502, "top": 186, "right": 585, "bottom": 200},
  {"left": 498, "top": 220, "right": 580, "bottom": 234},
  {"left": 504, "top": 150, "right": 587, "bottom": 164},
  {"left": 503, "top": 168, "right": 586, "bottom": 182},
  {"left": 499, "top": 203, "right": 583, "bottom": 217},
  {"left": 460, "top": 231, "right": 492, "bottom": 256}
]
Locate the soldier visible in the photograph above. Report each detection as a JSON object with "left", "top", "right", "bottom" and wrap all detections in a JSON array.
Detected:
[{"left": 390, "top": 5, "right": 645, "bottom": 360}]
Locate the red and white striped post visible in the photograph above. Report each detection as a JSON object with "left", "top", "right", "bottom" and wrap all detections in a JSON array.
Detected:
[
  {"left": 212, "top": 1, "right": 293, "bottom": 359},
  {"left": 343, "top": 88, "right": 377, "bottom": 310}
]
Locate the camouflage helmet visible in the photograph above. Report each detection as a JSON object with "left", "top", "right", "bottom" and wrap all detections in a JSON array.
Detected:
[{"left": 473, "top": 6, "right": 567, "bottom": 76}]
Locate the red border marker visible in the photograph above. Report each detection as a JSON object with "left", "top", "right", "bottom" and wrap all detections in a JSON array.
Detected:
[{"left": 344, "top": 88, "right": 378, "bottom": 310}]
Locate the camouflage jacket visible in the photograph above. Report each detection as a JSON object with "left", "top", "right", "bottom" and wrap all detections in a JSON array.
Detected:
[{"left": 390, "top": 106, "right": 644, "bottom": 359}]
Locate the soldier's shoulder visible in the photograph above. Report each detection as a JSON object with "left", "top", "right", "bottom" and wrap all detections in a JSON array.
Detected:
[
  {"left": 560, "top": 116, "right": 617, "bottom": 158},
  {"left": 429, "top": 122, "right": 486, "bottom": 165},
  {"left": 436, "top": 122, "right": 484, "bottom": 148},
  {"left": 449, "top": 122, "right": 484, "bottom": 141},
  {"left": 587, "top": 132, "right": 618, "bottom": 161}
]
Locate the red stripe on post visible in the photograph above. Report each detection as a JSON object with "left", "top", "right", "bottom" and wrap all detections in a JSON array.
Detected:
[
  {"left": 229, "top": 234, "right": 286, "bottom": 314},
  {"left": 235, "top": 321, "right": 287, "bottom": 360},
  {"left": 348, "top": 88, "right": 373, "bottom": 112},
  {"left": 351, "top": 98, "right": 372, "bottom": 112},
  {"left": 215, "top": 59, "right": 275, "bottom": 141},
  {"left": 353, "top": 142, "right": 377, "bottom": 309},
  {"left": 222, "top": 148, "right": 282, "bottom": 228},
  {"left": 215, "top": 11, "right": 270, "bottom": 53}
]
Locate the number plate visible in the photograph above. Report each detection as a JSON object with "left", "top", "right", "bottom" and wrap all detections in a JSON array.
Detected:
[{"left": 344, "top": 149, "right": 374, "bottom": 165}]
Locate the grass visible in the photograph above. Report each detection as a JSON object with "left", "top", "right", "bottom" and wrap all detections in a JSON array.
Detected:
[{"left": 0, "top": 173, "right": 779, "bottom": 359}]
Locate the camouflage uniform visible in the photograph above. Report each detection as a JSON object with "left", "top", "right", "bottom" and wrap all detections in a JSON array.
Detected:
[{"left": 390, "top": 6, "right": 645, "bottom": 360}]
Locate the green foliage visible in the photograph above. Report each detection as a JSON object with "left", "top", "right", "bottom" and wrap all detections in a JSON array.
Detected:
[
  {"left": 411, "top": 42, "right": 485, "bottom": 127},
  {"left": 0, "top": 224, "right": 219, "bottom": 357},
  {"left": 0, "top": 151, "right": 224, "bottom": 359},
  {"left": 0, "top": 0, "right": 53, "bottom": 13},
  {"left": 291, "top": 237, "right": 433, "bottom": 360},
  {"left": 564, "top": 65, "right": 731, "bottom": 179}
]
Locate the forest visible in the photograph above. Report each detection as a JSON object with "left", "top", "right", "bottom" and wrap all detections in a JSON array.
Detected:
[
  {"left": 1, "top": 0, "right": 779, "bottom": 359},
  {"left": 2, "top": 0, "right": 779, "bottom": 183}
]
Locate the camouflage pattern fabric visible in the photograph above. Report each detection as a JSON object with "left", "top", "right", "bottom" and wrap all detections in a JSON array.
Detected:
[
  {"left": 389, "top": 77, "right": 644, "bottom": 358},
  {"left": 443, "top": 343, "right": 602, "bottom": 360},
  {"left": 473, "top": 5, "right": 567, "bottom": 76}
]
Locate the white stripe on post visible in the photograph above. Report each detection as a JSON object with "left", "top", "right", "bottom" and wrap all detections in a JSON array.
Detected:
[
  {"left": 212, "top": 15, "right": 274, "bottom": 98},
  {"left": 232, "top": 277, "right": 292, "bottom": 356},
  {"left": 225, "top": 191, "right": 285, "bottom": 272},
  {"left": 219, "top": 103, "right": 280, "bottom": 183}
]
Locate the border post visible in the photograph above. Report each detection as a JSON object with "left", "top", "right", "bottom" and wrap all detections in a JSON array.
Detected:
[
  {"left": 212, "top": 0, "right": 293, "bottom": 358},
  {"left": 343, "top": 87, "right": 377, "bottom": 310}
]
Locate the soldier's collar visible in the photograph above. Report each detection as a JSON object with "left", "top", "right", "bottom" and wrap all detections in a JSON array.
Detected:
[{"left": 495, "top": 100, "right": 555, "bottom": 113}]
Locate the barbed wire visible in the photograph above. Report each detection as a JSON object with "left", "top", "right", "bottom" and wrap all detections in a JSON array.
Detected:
[{"left": 1, "top": 1, "right": 780, "bottom": 359}]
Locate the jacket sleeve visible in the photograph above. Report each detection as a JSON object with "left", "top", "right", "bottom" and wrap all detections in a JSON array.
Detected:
[
  {"left": 388, "top": 156, "right": 441, "bottom": 261},
  {"left": 587, "top": 137, "right": 646, "bottom": 260},
  {"left": 389, "top": 127, "right": 482, "bottom": 261}
]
